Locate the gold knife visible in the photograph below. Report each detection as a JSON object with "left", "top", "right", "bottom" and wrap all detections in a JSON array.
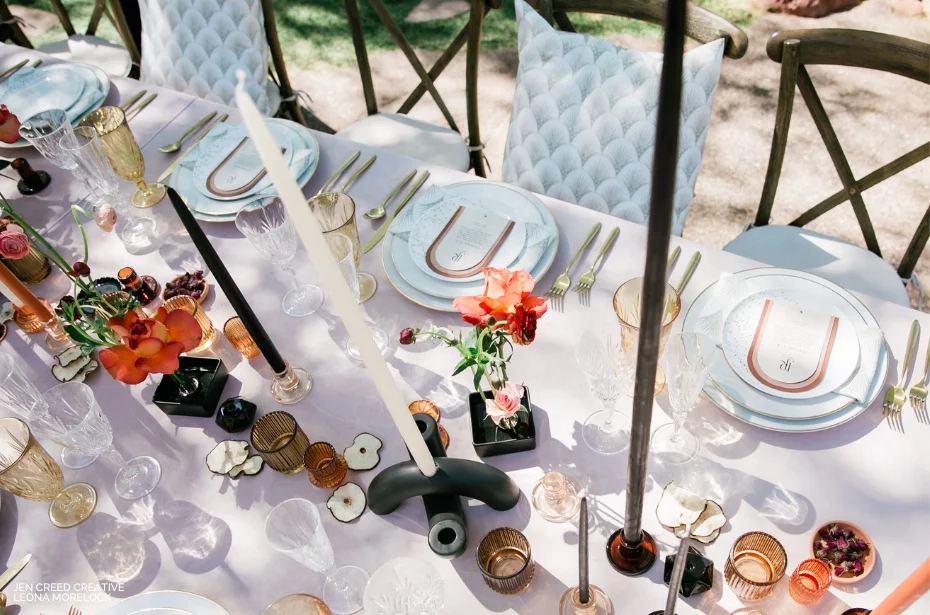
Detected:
[
  {"left": 126, "top": 92, "right": 156, "bottom": 120},
  {"left": 0, "top": 60, "right": 27, "bottom": 82},
  {"left": 120, "top": 89, "right": 146, "bottom": 111},
  {"left": 675, "top": 251, "right": 701, "bottom": 294},
  {"left": 318, "top": 151, "right": 360, "bottom": 195},
  {"left": 339, "top": 154, "right": 375, "bottom": 193},
  {"left": 156, "top": 113, "right": 228, "bottom": 183},
  {"left": 362, "top": 170, "right": 430, "bottom": 254}
]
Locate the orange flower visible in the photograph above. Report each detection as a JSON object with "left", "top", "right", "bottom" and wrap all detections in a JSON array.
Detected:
[
  {"left": 453, "top": 267, "right": 547, "bottom": 344},
  {"left": 99, "top": 307, "right": 202, "bottom": 385}
]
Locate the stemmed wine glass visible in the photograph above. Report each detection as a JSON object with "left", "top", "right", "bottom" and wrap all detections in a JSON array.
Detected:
[
  {"left": 576, "top": 329, "right": 635, "bottom": 455},
  {"left": 236, "top": 197, "right": 324, "bottom": 317},
  {"left": 328, "top": 233, "right": 388, "bottom": 360},
  {"left": 63, "top": 126, "right": 157, "bottom": 246},
  {"left": 651, "top": 332, "right": 717, "bottom": 465},
  {"left": 31, "top": 382, "right": 162, "bottom": 499},
  {"left": 265, "top": 498, "right": 369, "bottom": 615},
  {"left": 18, "top": 109, "right": 78, "bottom": 169}
]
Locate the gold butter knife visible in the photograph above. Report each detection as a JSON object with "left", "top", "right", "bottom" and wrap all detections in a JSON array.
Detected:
[
  {"left": 156, "top": 112, "right": 228, "bottom": 183},
  {"left": 362, "top": 170, "right": 430, "bottom": 254},
  {"left": 318, "top": 151, "right": 361, "bottom": 195},
  {"left": 126, "top": 92, "right": 156, "bottom": 120},
  {"left": 0, "top": 59, "right": 27, "bottom": 82},
  {"left": 675, "top": 251, "right": 701, "bottom": 294},
  {"left": 119, "top": 89, "right": 146, "bottom": 112}
]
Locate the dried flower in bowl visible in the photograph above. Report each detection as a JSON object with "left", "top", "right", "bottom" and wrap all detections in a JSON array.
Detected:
[{"left": 810, "top": 521, "right": 874, "bottom": 583}]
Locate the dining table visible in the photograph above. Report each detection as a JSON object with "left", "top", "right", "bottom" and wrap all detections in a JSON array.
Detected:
[{"left": 0, "top": 42, "right": 928, "bottom": 615}]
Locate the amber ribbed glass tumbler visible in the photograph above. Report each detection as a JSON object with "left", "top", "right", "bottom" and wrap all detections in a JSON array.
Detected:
[
  {"left": 304, "top": 442, "right": 348, "bottom": 489},
  {"left": 164, "top": 295, "right": 216, "bottom": 351},
  {"left": 724, "top": 532, "right": 787, "bottom": 601},
  {"left": 476, "top": 527, "right": 535, "bottom": 595},
  {"left": 223, "top": 317, "right": 260, "bottom": 359},
  {"left": 789, "top": 558, "right": 832, "bottom": 604},
  {"left": 250, "top": 412, "right": 310, "bottom": 474}
]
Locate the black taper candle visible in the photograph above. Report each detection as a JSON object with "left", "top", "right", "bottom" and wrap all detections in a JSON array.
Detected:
[
  {"left": 580, "top": 497, "right": 589, "bottom": 603},
  {"left": 167, "top": 187, "right": 287, "bottom": 374}
]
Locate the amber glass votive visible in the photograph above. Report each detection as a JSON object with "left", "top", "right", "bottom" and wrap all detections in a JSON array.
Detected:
[
  {"left": 724, "top": 532, "right": 787, "bottom": 601},
  {"left": 250, "top": 412, "right": 311, "bottom": 474},
  {"left": 477, "top": 527, "right": 535, "bottom": 594},
  {"left": 789, "top": 558, "right": 832, "bottom": 604},
  {"left": 13, "top": 299, "right": 52, "bottom": 334},
  {"left": 164, "top": 295, "right": 216, "bottom": 352},
  {"left": 304, "top": 442, "right": 348, "bottom": 489},
  {"left": 223, "top": 317, "right": 260, "bottom": 359}
]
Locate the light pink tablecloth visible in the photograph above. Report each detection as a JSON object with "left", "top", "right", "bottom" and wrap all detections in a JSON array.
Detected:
[{"left": 0, "top": 43, "right": 928, "bottom": 615}]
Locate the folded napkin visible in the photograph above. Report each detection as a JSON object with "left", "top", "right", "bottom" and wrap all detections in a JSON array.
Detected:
[{"left": 389, "top": 185, "right": 554, "bottom": 270}]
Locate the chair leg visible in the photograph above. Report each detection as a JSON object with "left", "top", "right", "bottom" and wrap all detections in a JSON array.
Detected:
[
  {"left": 260, "top": 0, "right": 305, "bottom": 125},
  {"left": 106, "top": 0, "right": 140, "bottom": 70},
  {"left": 757, "top": 40, "right": 799, "bottom": 227},
  {"left": 0, "top": 0, "right": 32, "bottom": 48},
  {"left": 466, "top": 0, "right": 487, "bottom": 177},
  {"left": 48, "top": 0, "right": 76, "bottom": 36}
]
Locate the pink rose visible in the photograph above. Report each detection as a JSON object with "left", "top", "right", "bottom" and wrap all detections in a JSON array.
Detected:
[
  {"left": 94, "top": 204, "right": 117, "bottom": 232},
  {"left": 484, "top": 382, "right": 525, "bottom": 425},
  {"left": 0, "top": 229, "right": 31, "bottom": 260}
]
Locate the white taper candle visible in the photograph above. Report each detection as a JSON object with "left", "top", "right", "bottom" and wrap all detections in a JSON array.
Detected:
[{"left": 234, "top": 75, "right": 437, "bottom": 477}]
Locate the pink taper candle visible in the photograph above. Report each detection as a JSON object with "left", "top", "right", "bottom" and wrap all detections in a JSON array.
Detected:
[{"left": 870, "top": 558, "right": 930, "bottom": 615}]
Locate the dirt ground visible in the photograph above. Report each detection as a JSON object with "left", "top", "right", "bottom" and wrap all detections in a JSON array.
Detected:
[{"left": 290, "top": 0, "right": 930, "bottom": 310}]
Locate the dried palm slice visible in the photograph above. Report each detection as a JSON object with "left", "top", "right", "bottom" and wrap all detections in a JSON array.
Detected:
[
  {"left": 229, "top": 455, "right": 264, "bottom": 478},
  {"left": 694, "top": 529, "right": 721, "bottom": 545},
  {"left": 69, "top": 359, "right": 98, "bottom": 384},
  {"left": 206, "top": 440, "right": 249, "bottom": 475},
  {"left": 0, "top": 302, "right": 14, "bottom": 324},
  {"left": 52, "top": 354, "right": 91, "bottom": 382},
  {"left": 343, "top": 433, "right": 382, "bottom": 471},
  {"left": 327, "top": 482, "right": 366, "bottom": 523},
  {"left": 56, "top": 346, "right": 85, "bottom": 367},
  {"left": 656, "top": 481, "right": 706, "bottom": 529},
  {"left": 691, "top": 500, "right": 726, "bottom": 538}
]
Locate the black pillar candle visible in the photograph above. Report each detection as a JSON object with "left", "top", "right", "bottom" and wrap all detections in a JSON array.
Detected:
[
  {"left": 12, "top": 158, "right": 50, "bottom": 195},
  {"left": 167, "top": 187, "right": 287, "bottom": 374}
]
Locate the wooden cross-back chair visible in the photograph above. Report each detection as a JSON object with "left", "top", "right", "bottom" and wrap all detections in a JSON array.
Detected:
[
  {"left": 725, "top": 29, "right": 930, "bottom": 307},
  {"left": 0, "top": 0, "right": 30, "bottom": 47},
  {"left": 341, "top": 0, "right": 501, "bottom": 176},
  {"left": 527, "top": 0, "right": 749, "bottom": 59}
]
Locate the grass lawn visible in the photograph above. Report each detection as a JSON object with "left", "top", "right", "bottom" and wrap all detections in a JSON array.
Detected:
[{"left": 11, "top": 0, "right": 756, "bottom": 71}]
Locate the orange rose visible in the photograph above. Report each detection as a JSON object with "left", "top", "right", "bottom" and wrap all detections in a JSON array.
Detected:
[
  {"left": 452, "top": 267, "right": 547, "bottom": 343},
  {"left": 99, "top": 307, "right": 202, "bottom": 384},
  {"left": 0, "top": 105, "right": 21, "bottom": 145}
]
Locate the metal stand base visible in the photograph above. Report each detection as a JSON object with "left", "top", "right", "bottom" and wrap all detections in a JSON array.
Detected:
[{"left": 606, "top": 528, "right": 657, "bottom": 576}]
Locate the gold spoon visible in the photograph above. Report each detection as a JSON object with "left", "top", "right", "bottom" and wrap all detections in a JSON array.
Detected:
[
  {"left": 159, "top": 111, "right": 217, "bottom": 153},
  {"left": 364, "top": 169, "right": 416, "bottom": 220}
]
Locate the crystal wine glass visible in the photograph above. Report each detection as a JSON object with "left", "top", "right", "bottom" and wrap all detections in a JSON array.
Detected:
[
  {"left": 363, "top": 557, "right": 444, "bottom": 615},
  {"left": 0, "top": 353, "right": 95, "bottom": 469},
  {"left": 652, "top": 332, "right": 717, "bottom": 465},
  {"left": 32, "top": 382, "right": 162, "bottom": 499},
  {"left": 576, "top": 329, "right": 635, "bottom": 455},
  {"left": 236, "top": 197, "right": 324, "bottom": 317},
  {"left": 63, "top": 126, "right": 157, "bottom": 247},
  {"left": 328, "top": 233, "right": 388, "bottom": 360},
  {"left": 79, "top": 105, "right": 166, "bottom": 208},
  {"left": 265, "top": 498, "right": 369, "bottom": 615},
  {"left": 0, "top": 417, "right": 97, "bottom": 528},
  {"left": 18, "top": 109, "right": 78, "bottom": 169}
]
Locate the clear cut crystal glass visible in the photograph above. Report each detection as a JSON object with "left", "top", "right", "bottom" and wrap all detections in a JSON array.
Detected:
[
  {"left": 63, "top": 126, "right": 156, "bottom": 246},
  {"left": 652, "top": 332, "right": 718, "bottom": 465},
  {"left": 329, "top": 233, "right": 387, "bottom": 360},
  {"left": 33, "top": 382, "right": 161, "bottom": 499},
  {"left": 363, "top": 557, "right": 444, "bottom": 615},
  {"left": 18, "top": 109, "right": 78, "bottom": 169},
  {"left": 265, "top": 498, "right": 369, "bottom": 615},
  {"left": 236, "top": 197, "right": 324, "bottom": 317},
  {"left": 576, "top": 329, "right": 635, "bottom": 455}
]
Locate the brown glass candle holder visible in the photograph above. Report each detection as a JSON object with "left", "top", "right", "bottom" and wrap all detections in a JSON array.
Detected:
[
  {"left": 164, "top": 295, "right": 216, "bottom": 352},
  {"left": 724, "top": 532, "right": 787, "bottom": 601},
  {"left": 304, "top": 442, "right": 348, "bottom": 489},
  {"left": 11, "top": 158, "right": 51, "bottom": 195},
  {"left": 477, "top": 527, "right": 535, "bottom": 594},
  {"left": 250, "top": 411, "right": 311, "bottom": 474},
  {"left": 789, "top": 558, "right": 832, "bottom": 604},
  {"left": 224, "top": 316, "right": 260, "bottom": 359},
  {"left": 13, "top": 299, "right": 52, "bottom": 334}
]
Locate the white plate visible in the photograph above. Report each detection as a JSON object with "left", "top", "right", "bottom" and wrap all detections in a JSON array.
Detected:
[
  {"left": 169, "top": 119, "right": 319, "bottom": 222},
  {"left": 192, "top": 123, "right": 298, "bottom": 201},
  {"left": 684, "top": 268, "right": 887, "bottom": 432},
  {"left": 383, "top": 182, "right": 559, "bottom": 311},
  {"left": 408, "top": 196, "right": 528, "bottom": 283},
  {"left": 722, "top": 289, "right": 861, "bottom": 400},
  {"left": 97, "top": 590, "right": 229, "bottom": 615},
  {"left": 0, "top": 65, "right": 85, "bottom": 119}
]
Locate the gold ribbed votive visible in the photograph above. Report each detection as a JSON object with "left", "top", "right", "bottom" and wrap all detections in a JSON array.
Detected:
[
  {"left": 304, "top": 442, "right": 348, "bottom": 489},
  {"left": 250, "top": 412, "right": 311, "bottom": 474},
  {"left": 789, "top": 558, "right": 832, "bottom": 604},
  {"left": 164, "top": 295, "right": 216, "bottom": 352},
  {"left": 13, "top": 299, "right": 52, "bottom": 334},
  {"left": 223, "top": 316, "right": 260, "bottom": 359},
  {"left": 724, "top": 532, "right": 787, "bottom": 601},
  {"left": 477, "top": 527, "right": 535, "bottom": 594},
  {"left": 3, "top": 246, "right": 51, "bottom": 285}
]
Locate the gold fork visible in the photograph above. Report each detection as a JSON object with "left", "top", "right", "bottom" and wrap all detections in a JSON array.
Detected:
[
  {"left": 572, "top": 227, "right": 619, "bottom": 293},
  {"left": 546, "top": 222, "right": 601, "bottom": 298},
  {"left": 68, "top": 607, "right": 82, "bottom": 615},
  {"left": 908, "top": 336, "right": 930, "bottom": 412},
  {"left": 883, "top": 320, "right": 919, "bottom": 417}
]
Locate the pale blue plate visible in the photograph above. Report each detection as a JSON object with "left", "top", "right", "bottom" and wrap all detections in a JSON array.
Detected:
[{"left": 0, "top": 65, "right": 85, "bottom": 118}]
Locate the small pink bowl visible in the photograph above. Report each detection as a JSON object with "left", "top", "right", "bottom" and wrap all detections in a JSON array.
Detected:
[{"left": 810, "top": 520, "right": 875, "bottom": 585}]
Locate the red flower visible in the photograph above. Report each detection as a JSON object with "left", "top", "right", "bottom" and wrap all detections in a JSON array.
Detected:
[
  {"left": 0, "top": 105, "right": 20, "bottom": 145},
  {"left": 452, "top": 267, "right": 547, "bottom": 344},
  {"left": 399, "top": 328, "right": 418, "bottom": 345},
  {"left": 99, "top": 307, "right": 203, "bottom": 385},
  {"left": 0, "top": 229, "right": 30, "bottom": 259},
  {"left": 68, "top": 261, "right": 91, "bottom": 277}
]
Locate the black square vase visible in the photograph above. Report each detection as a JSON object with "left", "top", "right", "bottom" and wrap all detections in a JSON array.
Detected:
[
  {"left": 153, "top": 356, "right": 229, "bottom": 418},
  {"left": 468, "top": 386, "right": 536, "bottom": 458}
]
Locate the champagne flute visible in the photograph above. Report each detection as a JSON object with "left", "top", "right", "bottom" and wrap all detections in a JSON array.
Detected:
[
  {"left": 328, "top": 233, "right": 388, "bottom": 360},
  {"left": 79, "top": 106, "right": 167, "bottom": 208}
]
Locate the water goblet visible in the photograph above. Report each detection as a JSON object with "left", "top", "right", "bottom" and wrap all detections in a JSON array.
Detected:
[
  {"left": 18, "top": 109, "right": 78, "bottom": 169},
  {"left": 32, "top": 382, "right": 162, "bottom": 499},
  {"left": 0, "top": 417, "right": 97, "bottom": 528},
  {"left": 651, "top": 332, "right": 717, "bottom": 465},
  {"left": 265, "top": 498, "right": 369, "bottom": 614},
  {"left": 79, "top": 105, "right": 166, "bottom": 208},
  {"left": 63, "top": 126, "right": 157, "bottom": 246},
  {"left": 328, "top": 233, "right": 388, "bottom": 360},
  {"left": 363, "top": 557, "right": 444, "bottom": 615},
  {"left": 236, "top": 197, "right": 324, "bottom": 317},
  {"left": 576, "top": 329, "right": 635, "bottom": 455}
]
